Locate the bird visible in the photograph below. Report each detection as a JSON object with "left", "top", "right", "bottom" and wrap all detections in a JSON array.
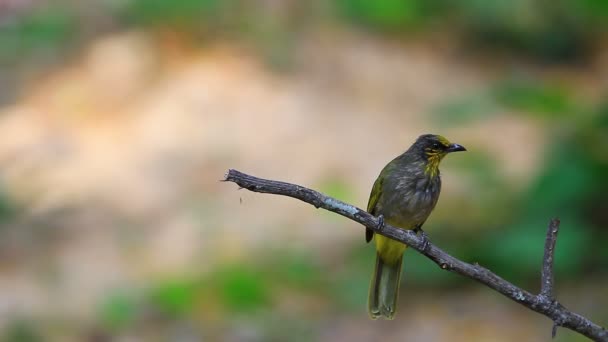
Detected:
[{"left": 366, "top": 134, "right": 466, "bottom": 319}]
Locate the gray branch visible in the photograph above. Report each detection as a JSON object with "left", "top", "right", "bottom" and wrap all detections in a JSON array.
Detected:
[{"left": 224, "top": 169, "right": 608, "bottom": 341}]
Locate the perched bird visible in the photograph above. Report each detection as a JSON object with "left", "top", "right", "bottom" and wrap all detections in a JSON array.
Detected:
[{"left": 366, "top": 134, "right": 466, "bottom": 319}]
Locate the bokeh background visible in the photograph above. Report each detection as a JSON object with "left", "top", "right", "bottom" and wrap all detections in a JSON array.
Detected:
[{"left": 0, "top": 1, "right": 607, "bottom": 341}]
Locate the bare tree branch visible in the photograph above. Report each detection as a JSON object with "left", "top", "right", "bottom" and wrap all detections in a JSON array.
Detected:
[{"left": 224, "top": 169, "right": 608, "bottom": 341}]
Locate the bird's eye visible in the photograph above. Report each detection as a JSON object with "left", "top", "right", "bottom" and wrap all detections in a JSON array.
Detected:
[{"left": 432, "top": 142, "right": 440, "bottom": 149}]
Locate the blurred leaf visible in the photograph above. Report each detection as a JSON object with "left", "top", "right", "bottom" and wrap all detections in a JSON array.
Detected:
[
  {"left": 522, "top": 141, "right": 595, "bottom": 218},
  {"left": 552, "top": 218, "right": 592, "bottom": 275},
  {"left": 150, "top": 279, "right": 198, "bottom": 316},
  {"left": 2, "top": 319, "right": 43, "bottom": 342},
  {"left": 0, "top": 189, "right": 16, "bottom": 224},
  {"left": 17, "top": 8, "right": 74, "bottom": 48},
  {"left": 0, "top": 7, "right": 75, "bottom": 62},
  {"left": 480, "top": 222, "right": 545, "bottom": 280},
  {"left": 241, "top": 14, "right": 298, "bottom": 71},
  {"left": 336, "top": 0, "right": 437, "bottom": 30},
  {"left": 570, "top": 0, "right": 608, "bottom": 23},
  {"left": 123, "top": 0, "right": 223, "bottom": 26},
  {"left": 494, "top": 79, "right": 577, "bottom": 117},
  {"left": 486, "top": 216, "right": 588, "bottom": 280},
  {"left": 99, "top": 291, "right": 138, "bottom": 329},
  {"left": 215, "top": 264, "right": 269, "bottom": 312},
  {"left": 457, "top": 0, "right": 590, "bottom": 61}
]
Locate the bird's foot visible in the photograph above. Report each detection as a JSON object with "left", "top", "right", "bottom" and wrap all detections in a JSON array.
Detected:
[
  {"left": 377, "top": 214, "right": 385, "bottom": 232},
  {"left": 415, "top": 228, "right": 430, "bottom": 251}
]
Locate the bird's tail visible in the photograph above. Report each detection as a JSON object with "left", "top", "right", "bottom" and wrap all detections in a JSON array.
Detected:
[{"left": 368, "top": 252, "right": 403, "bottom": 319}]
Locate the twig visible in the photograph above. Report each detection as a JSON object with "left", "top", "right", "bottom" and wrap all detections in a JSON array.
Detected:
[
  {"left": 541, "top": 218, "right": 560, "bottom": 299},
  {"left": 224, "top": 169, "right": 608, "bottom": 341},
  {"left": 540, "top": 218, "right": 561, "bottom": 338}
]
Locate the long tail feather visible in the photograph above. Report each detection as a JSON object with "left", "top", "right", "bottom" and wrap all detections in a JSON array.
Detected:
[{"left": 368, "top": 252, "right": 403, "bottom": 319}]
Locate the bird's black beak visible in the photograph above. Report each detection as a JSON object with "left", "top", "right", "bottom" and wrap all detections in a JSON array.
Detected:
[{"left": 447, "top": 143, "right": 467, "bottom": 153}]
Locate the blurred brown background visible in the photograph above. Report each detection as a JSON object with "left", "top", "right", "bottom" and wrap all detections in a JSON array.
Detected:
[{"left": 0, "top": 1, "right": 607, "bottom": 341}]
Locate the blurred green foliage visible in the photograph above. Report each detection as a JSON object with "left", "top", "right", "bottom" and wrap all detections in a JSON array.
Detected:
[
  {"left": 95, "top": 252, "right": 327, "bottom": 335},
  {"left": 434, "top": 77, "right": 585, "bottom": 123},
  {"left": 453, "top": 0, "right": 591, "bottom": 61},
  {"left": 431, "top": 77, "right": 608, "bottom": 287},
  {"left": 120, "top": 0, "right": 223, "bottom": 28},
  {"left": 272, "top": 252, "right": 324, "bottom": 289},
  {"left": 335, "top": 0, "right": 439, "bottom": 30},
  {"left": 4, "top": 0, "right": 608, "bottom": 67},
  {"left": 214, "top": 264, "right": 270, "bottom": 312},
  {"left": 495, "top": 80, "right": 577, "bottom": 117},
  {"left": 150, "top": 279, "right": 200, "bottom": 316},
  {"left": 1, "top": 319, "right": 43, "bottom": 342},
  {"left": 0, "top": 191, "right": 16, "bottom": 224},
  {"left": 100, "top": 291, "right": 139, "bottom": 330},
  {"left": 0, "top": 7, "right": 75, "bottom": 64}
]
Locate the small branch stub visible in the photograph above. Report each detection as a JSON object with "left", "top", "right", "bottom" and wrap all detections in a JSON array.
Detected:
[
  {"left": 541, "top": 218, "right": 560, "bottom": 299},
  {"left": 224, "top": 169, "right": 608, "bottom": 341},
  {"left": 552, "top": 323, "right": 558, "bottom": 338},
  {"left": 540, "top": 218, "right": 561, "bottom": 338}
]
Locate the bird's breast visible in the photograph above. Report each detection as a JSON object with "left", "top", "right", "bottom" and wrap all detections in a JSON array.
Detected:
[{"left": 379, "top": 174, "right": 441, "bottom": 229}]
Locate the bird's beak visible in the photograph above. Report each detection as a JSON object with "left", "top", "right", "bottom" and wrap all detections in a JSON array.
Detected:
[{"left": 447, "top": 143, "right": 467, "bottom": 153}]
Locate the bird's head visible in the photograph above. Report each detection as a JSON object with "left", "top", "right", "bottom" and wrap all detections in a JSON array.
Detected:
[
  {"left": 415, "top": 134, "right": 466, "bottom": 156},
  {"left": 411, "top": 134, "right": 466, "bottom": 177}
]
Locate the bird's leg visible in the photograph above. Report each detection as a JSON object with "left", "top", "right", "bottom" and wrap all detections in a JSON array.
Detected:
[
  {"left": 414, "top": 225, "right": 430, "bottom": 251},
  {"left": 377, "top": 214, "right": 385, "bottom": 232}
]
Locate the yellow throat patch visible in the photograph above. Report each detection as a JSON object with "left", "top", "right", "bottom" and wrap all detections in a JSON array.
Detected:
[
  {"left": 424, "top": 152, "right": 444, "bottom": 178},
  {"left": 423, "top": 135, "right": 450, "bottom": 178}
]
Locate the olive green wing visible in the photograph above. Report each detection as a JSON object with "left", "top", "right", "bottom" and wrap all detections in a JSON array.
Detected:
[{"left": 365, "top": 175, "right": 383, "bottom": 243}]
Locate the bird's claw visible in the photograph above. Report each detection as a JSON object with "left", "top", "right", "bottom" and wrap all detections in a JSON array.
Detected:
[
  {"left": 377, "top": 214, "right": 385, "bottom": 232},
  {"left": 417, "top": 229, "right": 430, "bottom": 251}
]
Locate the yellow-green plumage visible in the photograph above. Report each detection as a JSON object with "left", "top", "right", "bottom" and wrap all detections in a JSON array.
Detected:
[{"left": 367, "top": 134, "right": 466, "bottom": 320}]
